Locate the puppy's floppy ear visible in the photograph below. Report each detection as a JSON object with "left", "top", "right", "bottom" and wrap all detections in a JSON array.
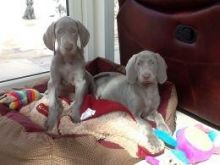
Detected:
[
  {"left": 125, "top": 54, "right": 138, "bottom": 84},
  {"left": 43, "top": 22, "right": 56, "bottom": 51},
  {"left": 155, "top": 53, "right": 167, "bottom": 84},
  {"left": 76, "top": 21, "right": 90, "bottom": 48}
]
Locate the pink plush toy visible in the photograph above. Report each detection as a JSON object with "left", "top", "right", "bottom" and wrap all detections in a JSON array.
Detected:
[
  {"left": 176, "top": 125, "right": 220, "bottom": 164},
  {"left": 151, "top": 125, "right": 220, "bottom": 165}
]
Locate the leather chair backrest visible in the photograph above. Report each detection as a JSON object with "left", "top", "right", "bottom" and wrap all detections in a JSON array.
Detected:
[{"left": 117, "top": 0, "right": 220, "bottom": 126}]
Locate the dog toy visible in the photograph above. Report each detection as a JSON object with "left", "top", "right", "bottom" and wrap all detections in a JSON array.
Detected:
[
  {"left": 0, "top": 89, "right": 42, "bottom": 110},
  {"left": 153, "top": 128, "right": 177, "bottom": 148},
  {"left": 145, "top": 155, "right": 159, "bottom": 165},
  {"left": 170, "top": 149, "right": 188, "bottom": 164},
  {"left": 208, "top": 130, "right": 220, "bottom": 154},
  {"left": 195, "top": 124, "right": 220, "bottom": 154},
  {"left": 176, "top": 125, "right": 220, "bottom": 164},
  {"left": 151, "top": 125, "right": 220, "bottom": 164}
]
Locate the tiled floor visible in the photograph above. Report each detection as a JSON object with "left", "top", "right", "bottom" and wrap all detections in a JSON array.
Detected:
[{"left": 135, "top": 111, "right": 220, "bottom": 165}]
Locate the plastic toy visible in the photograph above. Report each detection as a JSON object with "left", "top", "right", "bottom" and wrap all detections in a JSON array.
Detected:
[
  {"left": 177, "top": 126, "right": 220, "bottom": 163},
  {"left": 152, "top": 125, "right": 220, "bottom": 164},
  {"left": 153, "top": 128, "right": 177, "bottom": 148}
]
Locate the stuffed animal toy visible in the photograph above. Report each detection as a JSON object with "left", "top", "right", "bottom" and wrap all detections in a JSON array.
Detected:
[
  {"left": 0, "top": 89, "right": 42, "bottom": 110},
  {"left": 176, "top": 126, "right": 213, "bottom": 164},
  {"left": 178, "top": 126, "right": 220, "bottom": 163},
  {"left": 195, "top": 124, "right": 220, "bottom": 155},
  {"left": 151, "top": 125, "right": 220, "bottom": 165}
]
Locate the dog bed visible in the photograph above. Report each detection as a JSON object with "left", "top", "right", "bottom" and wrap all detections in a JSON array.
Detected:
[{"left": 0, "top": 57, "right": 177, "bottom": 165}]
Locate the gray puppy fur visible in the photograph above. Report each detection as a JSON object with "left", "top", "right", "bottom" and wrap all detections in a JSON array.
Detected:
[
  {"left": 95, "top": 50, "right": 172, "bottom": 134},
  {"left": 43, "top": 16, "right": 94, "bottom": 130}
]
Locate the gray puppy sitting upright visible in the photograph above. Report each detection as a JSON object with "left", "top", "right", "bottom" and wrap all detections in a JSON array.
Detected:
[
  {"left": 43, "top": 16, "right": 94, "bottom": 130},
  {"left": 95, "top": 50, "right": 172, "bottom": 134}
]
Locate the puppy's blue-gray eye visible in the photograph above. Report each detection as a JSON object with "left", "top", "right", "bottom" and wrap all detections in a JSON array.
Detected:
[
  {"left": 137, "top": 61, "right": 143, "bottom": 66},
  {"left": 70, "top": 28, "right": 76, "bottom": 33},
  {"left": 149, "top": 60, "right": 155, "bottom": 64},
  {"left": 57, "top": 29, "right": 63, "bottom": 34}
]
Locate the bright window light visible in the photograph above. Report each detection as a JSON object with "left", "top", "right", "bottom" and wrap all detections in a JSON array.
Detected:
[{"left": 0, "top": 0, "right": 67, "bottom": 82}]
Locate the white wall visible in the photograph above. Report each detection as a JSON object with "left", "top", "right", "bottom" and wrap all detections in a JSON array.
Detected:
[{"left": 67, "top": 0, "right": 114, "bottom": 61}]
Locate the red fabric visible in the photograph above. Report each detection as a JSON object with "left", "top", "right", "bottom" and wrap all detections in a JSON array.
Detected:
[
  {"left": 86, "top": 57, "right": 124, "bottom": 76},
  {"left": 0, "top": 104, "right": 10, "bottom": 116},
  {"left": 33, "top": 84, "right": 48, "bottom": 93},
  {"left": 35, "top": 95, "right": 135, "bottom": 121},
  {"left": 5, "top": 112, "right": 44, "bottom": 132},
  {"left": 98, "top": 140, "right": 123, "bottom": 149},
  {"left": 80, "top": 95, "right": 135, "bottom": 121},
  {"left": 158, "top": 82, "right": 173, "bottom": 119},
  {"left": 137, "top": 145, "right": 164, "bottom": 158},
  {"left": 37, "top": 103, "right": 49, "bottom": 117}
]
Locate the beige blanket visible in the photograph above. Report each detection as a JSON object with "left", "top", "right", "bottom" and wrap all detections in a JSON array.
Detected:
[
  {"left": 0, "top": 115, "right": 139, "bottom": 165},
  {"left": 0, "top": 85, "right": 177, "bottom": 164}
]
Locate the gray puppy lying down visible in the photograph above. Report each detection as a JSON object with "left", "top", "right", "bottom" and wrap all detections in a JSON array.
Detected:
[
  {"left": 43, "top": 16, "right": 95, "bottom": 129},
  {"left": 95, "top": 50, "right": 172, "bottom": 134}
]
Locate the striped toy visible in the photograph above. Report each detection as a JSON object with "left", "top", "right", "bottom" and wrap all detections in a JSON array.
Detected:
[{"left": 0, "top": 88, "right": 42, "bottom": 110}]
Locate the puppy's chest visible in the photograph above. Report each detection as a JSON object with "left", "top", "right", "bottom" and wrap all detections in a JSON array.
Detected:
[
  {"left": 59, "top": 64, "right": 82, "bottom": 84},
  {"left": 139, "top": 89, "right": 159, "bottom": 109}
]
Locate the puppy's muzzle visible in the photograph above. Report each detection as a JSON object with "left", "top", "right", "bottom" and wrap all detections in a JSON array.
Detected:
[
  {"left": 63, "top": 42, "right": 73, "bottom": 51},
  {"left": 60, "top": 37, "right": 77, "bottom": 54}
]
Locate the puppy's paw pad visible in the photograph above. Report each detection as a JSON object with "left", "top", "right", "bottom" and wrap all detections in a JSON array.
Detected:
[{"left": 147, "top": 136, "right": 165, "bottom": 154}]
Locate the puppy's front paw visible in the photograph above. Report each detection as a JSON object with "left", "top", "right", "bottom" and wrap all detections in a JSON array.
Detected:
[
  {"left": 147, "top": 134, "right": 165, "bottom": 154},
  {"left": 158, "top": 124, "right": 172, "bottom": 135},
  {"left": 45, "top": 107, "right": 60, "bottom": 130},
  {"left": 45, "top": 116, "right": 56, "bottom": 130},
  {"left": 70, "top": 109, "right": 81, "bottom": 123}
]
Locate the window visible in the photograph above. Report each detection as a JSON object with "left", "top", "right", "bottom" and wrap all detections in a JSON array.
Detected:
[
  {"left": 0, "top": 0, "right": 67, "bottom": 82},
  {"left": 0, "top": 0, "right": 120, "bottom": 84},
  {"left": 114, "top": 0, "right": 120, "bottom": 63}
]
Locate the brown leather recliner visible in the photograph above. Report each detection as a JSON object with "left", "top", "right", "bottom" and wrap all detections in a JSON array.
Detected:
[{"left": 117, "top": 0, "right": 220, "bottom": 126}]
